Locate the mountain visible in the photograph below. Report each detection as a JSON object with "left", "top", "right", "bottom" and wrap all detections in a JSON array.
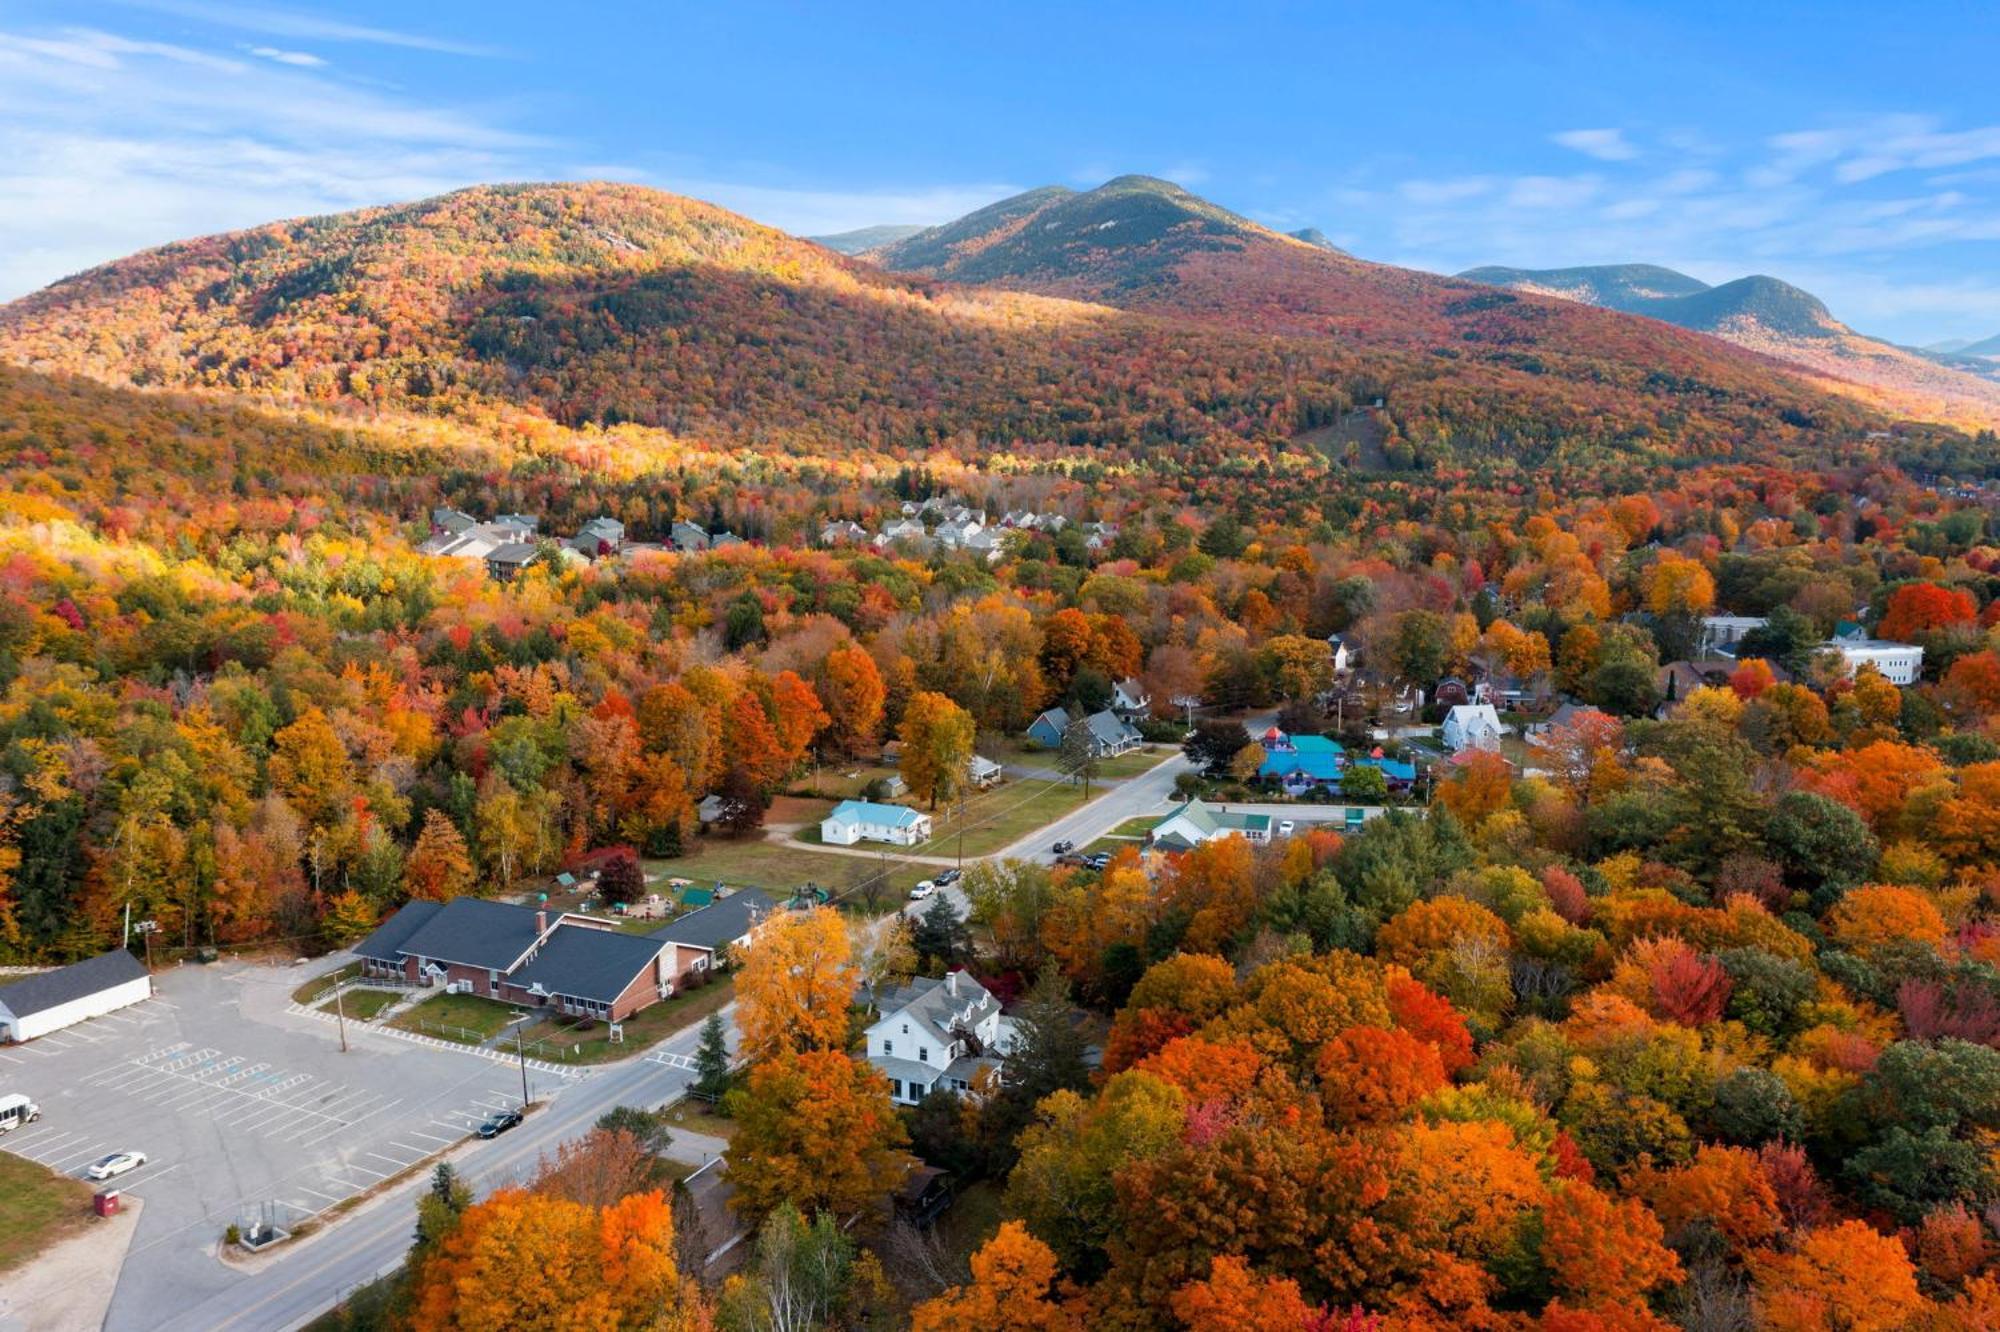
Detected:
[
  {"left": 1458, "top": 263, "right": 1711, "bottom": 309},
  {"left": 0, "top": 180, "right": 1915, "bottom": 472},
  {"left": 1925, "top": 337, "right": 1977, "bottom": 355},
  {"left": 1457, "top": 264, "right": 1838, "bottom": 337},
  {"left": 808, "top": 223, "right": 926, "bottom": 255},
  {"left": 1460, "top": 262, "right": 2000, "bottom": 427},
  {"left": 1287, "top": 227, "right": 1347, "bottom": 254},
  {"left": 1959, "top": 333, "right": 2000, "bottom": 359}
]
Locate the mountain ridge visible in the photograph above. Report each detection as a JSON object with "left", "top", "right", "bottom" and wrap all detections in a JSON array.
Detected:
[
  {"left": 0, "top": 178, "right": 1934, "bottom": 467},
  {"left": 809, "top": 223, "right": 927, "bottom": 255},
  {"left": 1459, "top": 260, "right": 2000, "bottom": 425}
]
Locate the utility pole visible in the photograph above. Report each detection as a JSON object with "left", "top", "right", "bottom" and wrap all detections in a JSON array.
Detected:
[
  {"left": 135, "top": 919, "right": 157, "bottom": 973},
  {"left": 333, "top": 980, "right": 349, "bottom": 1053},
  {"left": 513, "top": 1017, "right": 530, "bottom": 1109}
]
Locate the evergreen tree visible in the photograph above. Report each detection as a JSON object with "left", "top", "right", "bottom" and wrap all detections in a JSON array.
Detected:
[
  {"left": 692, "top": 1011, "right": 733, "bottom": 1102},
  {"left": 912, "top": 896, "right": 973, "bottom": 972}
]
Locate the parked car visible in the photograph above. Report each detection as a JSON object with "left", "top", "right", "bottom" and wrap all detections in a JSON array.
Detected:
[
  {"left": 934, "top": 868, "right": 962, "bottom": 887},
  {"left": 85, "top": 1150, "right": 147, "bottom": 1181},
  {"left": 1051, "top": 839, "right": 1075, "bottom": 855},
  {"left": 1083, "top": 852, "right": 1111, "bottom": 870},
  {"left": 909, "top": 880, "right": 936, "bottom": 900},
  {"left": 477, "top": 1108, "right": 524, "bottom": 1139},
  {"left": 1278, "top": 819, "right": 1296, "bottom": 837}
]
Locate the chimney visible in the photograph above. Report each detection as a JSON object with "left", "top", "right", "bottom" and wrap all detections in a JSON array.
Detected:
[
  {"left": 536, "top": 909, "right": 547, "bottom": 935},
  {"left": 946, "top": 970, "right": 959, "bottom": 997}
]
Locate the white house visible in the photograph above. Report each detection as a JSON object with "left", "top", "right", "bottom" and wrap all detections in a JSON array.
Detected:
[
  {"left": 1111, "top": 678, "right": 1151, "bottom": 718},
  {"left": 1700, "top": 615, "right": 1767, "bottom": 657},
  {"left": 821, "top": 799, "right": 933, "bottom": 847},
  {"left": 967, "top": 754, "right": 1003, "bottom": 788},
  {"left": 1828, "top": 636, "right": 1925, "bottom": 685},
  {"left": 1326, "top": 633, "right": 1354, "bottom": 675},
  {"left": 1441, "top": 703, "right": 1505, "bottom": 752},
  {"left": 864, "top": 970, "right": 1018, "bottom": 1105},
  {"left": 1149, "top": 799, "right": 1272, "bottom": 850},
  {"left": 0, "top": 949, "right": 151, "bottom": 1043}
]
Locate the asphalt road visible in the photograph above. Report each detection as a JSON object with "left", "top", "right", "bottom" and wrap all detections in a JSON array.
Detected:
[{"left": 129, "top": 999, "right": 734, "bottom": 1332}]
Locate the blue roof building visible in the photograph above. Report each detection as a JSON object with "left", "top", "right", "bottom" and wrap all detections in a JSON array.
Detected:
[{"left": 1259, "top": 732, "right": 1345, "bottom": 786}]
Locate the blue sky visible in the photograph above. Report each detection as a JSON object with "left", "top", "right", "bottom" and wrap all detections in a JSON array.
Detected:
[{"left": 4, "top": 0, "right": 1999, "bottom": 343}]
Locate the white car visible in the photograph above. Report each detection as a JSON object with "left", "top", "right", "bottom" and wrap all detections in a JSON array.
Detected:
[
  {"left": 909, "top": 880, "right": 936, "bottom": 900},
  {"left": 1278, "top": 819, "right": 1296, "bottom": 837},
  {"left": 85, "top": 1150, "right": 147, "bottom": 1181}
]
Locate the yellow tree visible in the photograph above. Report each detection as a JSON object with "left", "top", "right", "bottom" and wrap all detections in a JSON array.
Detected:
[
  {"left": 267, "top": 706, "right": 352, "bottom": 825},
  {"left": 736, "top": 907, "right": 856, "bottom": 1061},
  {"left": 404, "top": 808, "right": 478, "bottom": 902},
  {"left": 821, "top": 645, "right": 886, "bottom": 755},
  {"left": 1643, "top": 553, "right": 1717, "bottom": 617},
  {"left": 723, "top": 1049, "right": 908, "bottom": 1221},
  {"left": 911, "top": 1221, "right": 1081, "bottom": 1331},
  {"left": 410, "top": 1188, "right": 708, "bottom": 1332},
  {"left": 899, "top": 690, "right": 975, "bottom": 809}
]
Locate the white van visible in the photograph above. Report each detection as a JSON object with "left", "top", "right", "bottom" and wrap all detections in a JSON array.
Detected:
[{"left": 0, "top": 1093, "right": 40, "bottom": 1132}]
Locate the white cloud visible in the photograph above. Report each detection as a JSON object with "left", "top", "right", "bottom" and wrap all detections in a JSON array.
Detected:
[
  {"left": 1506, "top": 175, "right": 1600, "bottom": 209},
  {"left": 247, "top": 44, "right": 323, "bottom": 66},
  {"left": 1552, "top": 128, "right": 1638, "bottom": 162},
  {"left": 0, "top": 18, "right": 1028, "bottom": 298},
  {"left": 108, "top": 0, "right": 500, "bottom": 57},
  {"left": 0, "top": 22, "right": 538, "bottom": 297}
]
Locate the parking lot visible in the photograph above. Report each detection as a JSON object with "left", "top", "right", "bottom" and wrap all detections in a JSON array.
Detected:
[{"left": 0, "top": 959, "right": 578, "bottom": 1322}]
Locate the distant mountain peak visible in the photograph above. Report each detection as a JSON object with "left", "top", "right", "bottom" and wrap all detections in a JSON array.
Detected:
[
  {"left": 1460, "top": 259, "right": 2000, "bottom": 423},
  {"left": 868, "top": 176, "right": 1270, "bottom": 288},
  {"left": 809, "top": 223, "right": 926, "bottom": 255},
  {"left": 1458, "top": 262, "right": 1835, "bottom": 338},
  {"left": 1288, "top": 227, "right": 1347, "bottom": 254}
]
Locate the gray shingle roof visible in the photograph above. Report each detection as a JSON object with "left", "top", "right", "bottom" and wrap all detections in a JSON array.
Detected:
[
  {"left": 509, "top": 925, "right": 667, "bottom": 1004},
  {"left": 351, "top": 900, "right": 443, "bottom": 963},
  {"left": 398, "top": 898, "right": 548, "bottom": 972},
  {"left": 1084, "top": 708, "right": 1140, "bottom": 748},
  {"left": 0, "top": 949, "right": 148, "bottom": 1019},
  {"left": 649, "top": 889, "right": 775, "bottom": 953},
  {"left": 880, "top": 971, "right": 997, "bottom": 1046}
]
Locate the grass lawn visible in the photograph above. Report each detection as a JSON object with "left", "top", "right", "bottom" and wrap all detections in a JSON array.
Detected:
[
  {"left": 517, "top": 977, "right": 736, "bottom": 1064},
  {"left": 901, "top": 779, "right": 1094, "bottom": 858},
  {"left": 1104, "top": 816, "right": 1158, "bottom": 839},
  {"left": 319, "top": 988, "right": 398, "bottom": 1021},
  {"left": 663, "top": 1099, "right": 738, "bottom": 1140},
  {"left": 389, "top": 992, "right": 522, "bottom": 1045},
  {"left": 788, "top": 763, "right": 900, "bottom": 802},
  {"left": 290, "top": 961, "right": 360, "bottom": 1006},
  {"left": 648, "top": 837, "right": 931, "bottom": 901},
  {"left": 0, "top": 1153, "right": 94, "bottom": 1275},
  {"left": 1092, "top": 745, "right": 1170, "bottom": 780}
]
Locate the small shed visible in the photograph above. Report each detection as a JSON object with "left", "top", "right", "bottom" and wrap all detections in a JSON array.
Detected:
[{"left": 0, "top": 949, "right": 151, "bottom": 1043}]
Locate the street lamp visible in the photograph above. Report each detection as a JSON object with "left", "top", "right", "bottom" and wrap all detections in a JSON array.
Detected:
[{"left": 507, "top": 1014, "right": 532, "bottom": 1110}]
